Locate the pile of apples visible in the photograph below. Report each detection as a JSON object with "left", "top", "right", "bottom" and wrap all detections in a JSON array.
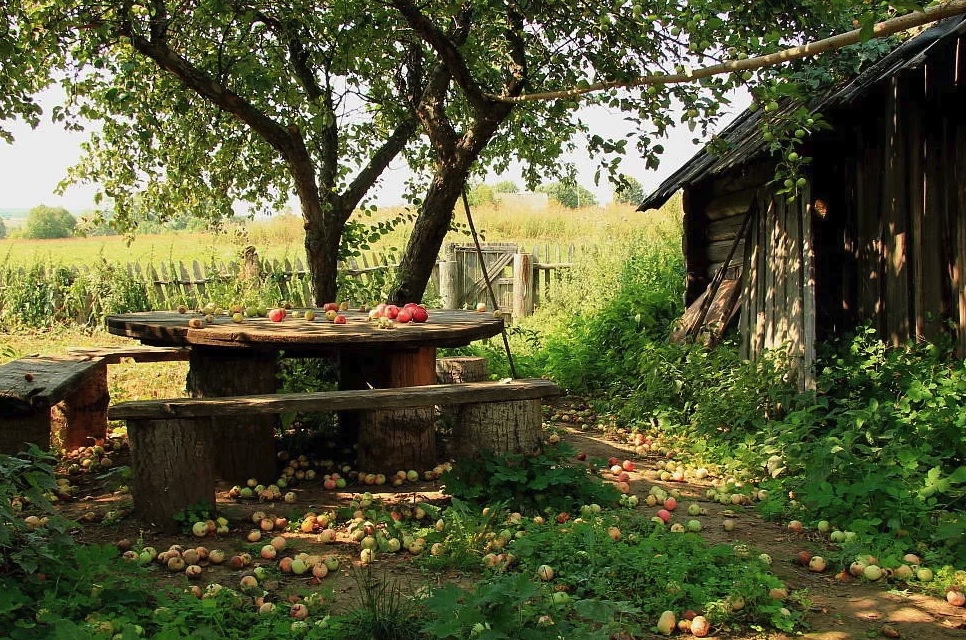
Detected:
[{"left": 368, "top": 302, "right": 429, "bottom": 324}]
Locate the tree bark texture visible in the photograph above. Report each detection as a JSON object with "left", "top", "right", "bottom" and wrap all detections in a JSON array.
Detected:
[
  {"left": 449, "top": 399, "right": 544, "bottom": 460},
  {"left": 128, "top": 417, "right": 215, "bottom": 532},
  {"left": 435, "top": 356, "right": 489, "bottom": 383},
  {"left": 51, "top": 362, "right": 110, "bottom": 451},
  {"left": 186, "top": 348, "right": 278, "bottom": 483},
  {"left": 347, "top": 346, "right": 439, "bottom": 473}
]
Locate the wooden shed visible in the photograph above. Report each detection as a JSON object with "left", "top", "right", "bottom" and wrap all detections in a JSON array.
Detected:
[{"left": 639, "top": 16, "right": 966, "bottom": 389}]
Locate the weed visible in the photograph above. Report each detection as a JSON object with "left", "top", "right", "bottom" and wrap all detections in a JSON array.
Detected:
[
  {"left": 333, "top": 565, "right": 427, "bottom": 640},
  {"left": 442, "top": 442, "right": 619, "bottom": 516}
]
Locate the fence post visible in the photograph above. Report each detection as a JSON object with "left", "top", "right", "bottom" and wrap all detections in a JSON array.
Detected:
[
  {"left": 513, "top": 252, "right": 533, "bottom": 319},
  {"left": 439, "top": 243, "right": 461, "bottom": 309}
]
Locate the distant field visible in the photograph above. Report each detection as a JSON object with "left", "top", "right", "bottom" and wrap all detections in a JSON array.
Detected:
[{"left": 0, "top": 200, "right": 680, "bottom": 268}]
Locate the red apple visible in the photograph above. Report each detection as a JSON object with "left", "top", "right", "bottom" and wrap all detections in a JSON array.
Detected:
[
  {"left": 333, "top": 314, "right": 347, "bottom": 324},
  {"left": 396, "top": 309, "right": 413, "bottom": 323},
  {"left": 268, "top": 308, "right": 286, "bottom": 322},
  {"left": 322, "top": 302, "right": 340, "bottom": 312},
  {"left": 385, "top": 305, "right": 400, "bottom": 319},
  {"left": 372, "top": 303, "right": 388, "bottom": 318},
  {"left": 556, "top": 512, "right": 570, "bottom": 524},
  {"left": 411, "top": 306, "right": 429, "bottom": 323}
]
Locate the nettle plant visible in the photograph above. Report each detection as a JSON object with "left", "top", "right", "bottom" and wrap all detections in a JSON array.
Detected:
[
  {"left": 441, "top": 442, "right": 620, "bottom": 516},
  {"left": 0, "top": 447, "right": 77, "bottom": 576}
]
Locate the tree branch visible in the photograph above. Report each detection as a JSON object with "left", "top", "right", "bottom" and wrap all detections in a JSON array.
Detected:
[
  {"left": 489, "top": 0, "right": 966, "bottom": 103},
  {"left": 117, "top": 26, "right": 300, "bottom": 161},
  {"left": 389, "top": 0, "right": 488, "bottom": 110},
  {"left": 343, "top": 117, "right": 419, "bottom": 208}
]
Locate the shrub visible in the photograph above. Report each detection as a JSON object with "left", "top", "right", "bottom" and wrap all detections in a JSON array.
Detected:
[
  {"left": 537, "top": 181, "right": 597, "bottom": 209},
  {"left": 21, "top": 205, "right": 77, "bottom": 239}
]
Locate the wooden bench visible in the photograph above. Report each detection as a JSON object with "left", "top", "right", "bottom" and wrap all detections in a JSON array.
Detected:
[
  {"left": 67, "top": 345, "right": 191, "bottom": 365},
  {"left": 108, "top": 378, "right": 560, "bottom": 529},
  {"left": 0, "top": 356, "right": 110, "bottom": 454},
  {"left": 0, "top": 346, "right": 191, "bottom": 455}
]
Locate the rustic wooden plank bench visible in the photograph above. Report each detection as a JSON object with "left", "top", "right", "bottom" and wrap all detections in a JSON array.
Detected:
[
  {"left": 0, "top": 356, "right": 109, "bottom": 454},
  {"left": 0, "top": 346, "right": 192, "bottom": 455},
  {"left": 108, "top": 378, "right": 560, "bottom": 529},
  {"left": 67, "top": 345, "right": 191, "bottom": 365}
]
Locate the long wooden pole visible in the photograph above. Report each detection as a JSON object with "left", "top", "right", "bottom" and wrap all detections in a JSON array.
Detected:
[{"left": 490, "top": 0, "right": 966, "bottom": 103}]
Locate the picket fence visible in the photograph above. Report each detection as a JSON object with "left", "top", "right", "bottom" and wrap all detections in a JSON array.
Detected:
[{"left": 0, "top": 244, "right": 574, "bottom": 320}]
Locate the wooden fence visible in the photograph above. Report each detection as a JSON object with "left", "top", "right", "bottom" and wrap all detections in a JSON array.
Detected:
[
  {"left": 437, "top": 243, "right": 574, "bottom": 319},
  {"left": 0, "top": 244, "right": 573, "bottom": 320}
]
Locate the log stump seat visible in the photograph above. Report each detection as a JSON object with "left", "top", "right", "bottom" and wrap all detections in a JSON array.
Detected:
[
  {"left": 0, "top": 346, "right": 191, "bottom": 455},
  {"left": 108, "top": 378, "right": 560, "bottom": 530}
]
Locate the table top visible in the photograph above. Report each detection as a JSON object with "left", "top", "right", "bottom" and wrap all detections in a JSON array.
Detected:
[{"left": 105, "top": 309, "right": 504, "bottom": 351}]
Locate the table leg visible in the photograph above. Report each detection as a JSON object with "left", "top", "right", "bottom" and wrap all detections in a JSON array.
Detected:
[
  {"left": 340, "top": 346, "right": 438, "bottom": 474},
  {"left": 186, "top": 348, "right": 279, "bottom": 484}
]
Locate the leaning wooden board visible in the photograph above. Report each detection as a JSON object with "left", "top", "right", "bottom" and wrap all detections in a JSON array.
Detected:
[{"left": 105, "top": 309, "right": 504, "bottom": 350}]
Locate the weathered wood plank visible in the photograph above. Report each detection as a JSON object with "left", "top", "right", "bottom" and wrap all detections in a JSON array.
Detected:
[
  {"left": 705, "top": 214, "right": 748, "bottom": 243},
  {"left": 0, "top": 357, "right": 105, "bottom": 414},
  {"left": 883, "top": 77, "right": 910, "bottom": 345},
  {"left": 704, "top": 188, "right": 756, "bottom": 221},
  {"left": 109, "top": 379, "right": 561, "bottom": 420},
  {"left": 802, "top": 193, "right": 816, "bottom": 391},
  {"left": 67, "top": 345, "right": 191, "bottom": 365}
]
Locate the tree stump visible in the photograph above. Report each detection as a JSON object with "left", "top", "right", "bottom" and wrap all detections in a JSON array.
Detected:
[
  {"left": 353, "top": 346, "right": 438, "bottom": 473},
  {"left": 186, "top": 348, "right": 278, "bottom": 483},
  {"left": 435, "top": 356, "right": 489, "bottom": 383},
  {"left": 51, "top": 361, "right": 110, "bottom": 451},
  {"left": 450, "top": 399, "right": 544, "bottom": 460},
  {"left": 127, "top": 418, "right": 215, "bottom": 531}
]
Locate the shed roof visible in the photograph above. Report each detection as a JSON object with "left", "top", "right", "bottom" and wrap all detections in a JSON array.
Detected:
[{"left": 638, "top": 16, "right": 966, "bottom": 211}]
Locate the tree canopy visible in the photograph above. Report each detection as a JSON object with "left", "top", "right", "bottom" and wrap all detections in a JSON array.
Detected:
[
  {"left": 22, "top": 205, "right": 76, "bottom": 239},
  {"left": 539, "top": 181, "right": 598, "bottom": 209},
  {"left": 0, "top": 0, "right": 952, "bottom": 302}
]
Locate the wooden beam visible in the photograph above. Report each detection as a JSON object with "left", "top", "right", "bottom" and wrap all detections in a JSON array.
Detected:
[{"left": 110, "top": 379, "right": 561, "bottom": 420}]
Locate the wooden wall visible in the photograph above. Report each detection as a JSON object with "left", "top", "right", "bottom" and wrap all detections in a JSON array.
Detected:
[{"left": 680, "top": 31, "right": 965, "bottom": 386}]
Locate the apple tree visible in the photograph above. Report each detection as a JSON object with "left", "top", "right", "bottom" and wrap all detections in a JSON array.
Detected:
[
  {"left": 1, "top": 0, "right": 950, "bottom": 304},
  {"left": 2, "top": 1, "right": 428, "bottom": 303},
  {"left": 380, "top": 0, "right": 940, "bottom": 302}
]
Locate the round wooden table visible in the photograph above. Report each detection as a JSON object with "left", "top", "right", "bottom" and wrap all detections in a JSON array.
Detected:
[{"left": 106, "top": 309, "right": 504, "bottom": 480}]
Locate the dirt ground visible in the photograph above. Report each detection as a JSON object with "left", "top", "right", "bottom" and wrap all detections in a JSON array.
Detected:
[{"left": 52, "top": 397, "right": 965, "bottom": 639}]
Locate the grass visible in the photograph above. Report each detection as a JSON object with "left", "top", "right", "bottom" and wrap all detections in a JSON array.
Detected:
[{"left": 0, "top": 200, "right": 681, "bottom": 268}]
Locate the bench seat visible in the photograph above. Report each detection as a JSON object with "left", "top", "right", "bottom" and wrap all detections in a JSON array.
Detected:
[
  {"left": 109, "top": 378, "right": 560, "bottom": 529},
  {"left": 0, "top": 356, "right": 109, "bottom": 453},
  {"left": 67, "top": 345, "right": 191, "bottom": 365},
  {"left": 108, "top": 378, "right": 558, "bottom": 419}
]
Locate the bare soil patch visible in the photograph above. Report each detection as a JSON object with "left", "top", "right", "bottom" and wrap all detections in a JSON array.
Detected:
[{"left": 48, "top": 396, "right": 966, "bottom": 638}]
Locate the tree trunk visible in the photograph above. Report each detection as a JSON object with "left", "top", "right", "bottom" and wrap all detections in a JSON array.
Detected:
[
  {"left": 390, "top": 171, "right": 464, "bottom": 303},
  {"left": 435, "top": 356, "right": 489, "bottom": 383},
  {"left": 186, "top": 348, "right": 278, "bottom": 484},
  {"left": 450, "top": 399, "right": 544, "bottom": 460},
  {"left": 128, "top": 417, "right": 215, "bottom": 531},
  {"left": 389, "top": 109, "right": 513, "bottom": 303},
  {"left": 353, "top": 346, "right": 439, "bottom": 474},
  {"left": 302, "top": 194, "right": 350, "bottom": 306}
]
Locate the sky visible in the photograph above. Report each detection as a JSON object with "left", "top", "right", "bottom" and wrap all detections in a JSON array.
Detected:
[{"left": 0, "top": 92, "right": 745, "bottom": 215}]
